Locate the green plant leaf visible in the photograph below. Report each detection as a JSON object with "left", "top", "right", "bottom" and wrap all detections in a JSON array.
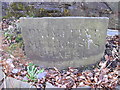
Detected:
[
  {"left": 39, "top": 68, "right": 44, "bottom": 73},
  {"left": 28, "top": 63, "right": 34, "bottom": 66},
  {"left": 22, "top": 80, "right": 28, "bottom": 82}
]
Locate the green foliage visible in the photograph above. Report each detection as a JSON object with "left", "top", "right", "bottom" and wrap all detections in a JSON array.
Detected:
[
  {"left": 3, "top": 2, "right": 71, "bottom": 19},
  {"left": 4, "top": 32, "right": 13, "bottom": 41},
  {"left": 15, "top": 34, "right": 23, "bottom": 43},
  {"left": 26, "top": 63, "right": 44, "bottom": 82},
  {"left": 63, "top": 9, "right": 71, "bottom": 16},
  {"left": 3, "top": 23, "right": 24, "bottom": 52},
  {"left": 10, "top": 2, "right": 25, "bottom": 11},
  {"left": 4, "top": 2, "right": 27, "bottom": 19},
  {"left": 9, "top": 43, "right": 17, "bottom": 51}
]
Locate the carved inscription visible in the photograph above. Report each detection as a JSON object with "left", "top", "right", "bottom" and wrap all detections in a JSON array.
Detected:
[{"left": 27, "top": 28, "right": 100, "bottom": 60}]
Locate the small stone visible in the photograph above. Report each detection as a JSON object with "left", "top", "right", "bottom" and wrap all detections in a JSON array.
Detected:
[
  {"left": 22, "top": 76, "right": 28, "bottom": 81},
  {"left": 6, "top": 58, "right": 13, "bottom": 63},
  {"left": 37, "top": 72, "right": 47, "bottom": 79},
  {"left": 12, "top": 69, "right": 19, "bottom": 74}
]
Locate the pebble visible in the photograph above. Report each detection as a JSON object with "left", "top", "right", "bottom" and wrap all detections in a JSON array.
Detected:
[{"left": 12, "top": 69, "right": 19, "bottom": 74}]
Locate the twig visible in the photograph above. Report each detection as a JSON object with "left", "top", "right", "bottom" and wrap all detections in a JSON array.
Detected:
[{"left": 106, "top": 57, "right": 118, "bottom": 68}]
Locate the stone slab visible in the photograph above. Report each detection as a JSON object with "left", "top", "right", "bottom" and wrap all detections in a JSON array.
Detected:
[
  {"left": 20, "top": 17, "right": 109, "bottom": 69},
  {"left": 5, "top": 77, "right": 35, "bottom": 88}
]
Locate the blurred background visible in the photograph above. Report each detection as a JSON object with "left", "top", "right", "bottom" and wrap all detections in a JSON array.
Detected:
[{"left": 2, "top": 2, "right": 120, "bottom": 30}]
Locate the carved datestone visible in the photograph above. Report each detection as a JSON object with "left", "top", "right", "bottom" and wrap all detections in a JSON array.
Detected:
[{"left": 20, "top": 17, "right": 109, "bottom": 69}]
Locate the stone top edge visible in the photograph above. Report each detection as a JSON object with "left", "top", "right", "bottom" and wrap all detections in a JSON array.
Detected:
[{"left": 19, "top": 17, "right": 109, "bottom": 20}]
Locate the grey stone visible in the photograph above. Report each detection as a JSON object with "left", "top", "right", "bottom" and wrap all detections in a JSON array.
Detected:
[
  {"left": 0, "top": 67, "right": 35, "bottom": 88},
  {"left": 5, "top": 77, "right": 36, "bottom": 88},
  {"left": 20, "top": 17, "right": 109, "bottom": 69},
  {"left": 0, "top": 67, "right": 4, "bottom": 88},
  {"left": 46, "top": 82, "right": 58, "bottom": 88}
]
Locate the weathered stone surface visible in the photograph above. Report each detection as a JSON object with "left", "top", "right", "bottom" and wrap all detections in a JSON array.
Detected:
[
  {"left": 0, "top": 67, "right": 4, "bottom": 88},
  {"left": 5, "top": 77, "right": 35, "bottom": 88},
  {"left": 20, "top": 17, "right": 109, "bottom": 69}
]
